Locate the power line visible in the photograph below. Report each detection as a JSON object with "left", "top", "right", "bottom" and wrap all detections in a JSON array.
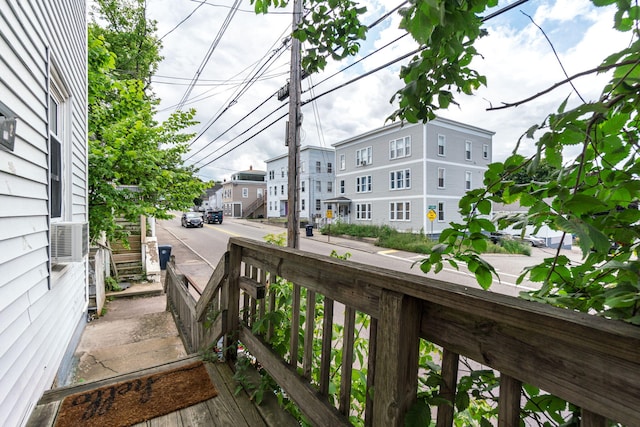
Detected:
[
  {"left": 174, "top": 0, "right": 242, "bottom": 112},
  {"left": 158, "top": 0, "right": 206, "bottom": 41}
]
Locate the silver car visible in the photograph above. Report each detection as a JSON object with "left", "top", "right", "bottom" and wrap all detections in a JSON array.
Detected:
[
  {"left": 512, "top": 234, "right": 546, "bottom": 247},
  {"left": 181, "top": 212, "right": 203, "bottom": 228}
]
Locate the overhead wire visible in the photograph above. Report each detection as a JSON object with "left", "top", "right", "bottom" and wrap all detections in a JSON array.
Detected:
[
  {"left": 174, "top": 0, "right": 242, "bottom": 112},
  {"left": 189, "top": 0, "right": 527, "bottom": 169}
]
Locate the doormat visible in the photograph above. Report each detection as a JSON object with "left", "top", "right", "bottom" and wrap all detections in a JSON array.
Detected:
[{"left": 55, "top": 361, "right": 217, "bottom": 427}]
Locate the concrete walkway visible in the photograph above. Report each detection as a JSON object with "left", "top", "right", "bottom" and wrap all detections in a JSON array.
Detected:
[{"left": 70, "top": 286, "right": 187, "bottom": 385}]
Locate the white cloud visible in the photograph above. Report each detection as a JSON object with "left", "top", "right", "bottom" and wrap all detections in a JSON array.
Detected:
[{"left": 145, "top": 0, "right": 628, "bottom": 181}]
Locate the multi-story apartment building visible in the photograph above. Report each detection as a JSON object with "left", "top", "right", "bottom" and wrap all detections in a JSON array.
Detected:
[
  {"left": 265, "top": 146, "right": 335, "bottom": 223},
  {"left": 221, "top": 166, "right": 267, "bottom": 218},
  {"left": 332, "top": 117, "right": 494, "bottom": 234}
]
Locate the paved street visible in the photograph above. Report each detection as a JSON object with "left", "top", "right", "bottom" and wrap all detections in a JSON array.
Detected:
[{"left": 156, "top": 215, "right": 585, "bottom": 298}]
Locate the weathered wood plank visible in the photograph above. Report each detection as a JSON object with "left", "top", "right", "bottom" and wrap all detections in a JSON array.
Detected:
[
  {"left": 419, "top": 300, "right": 640, "bottom": 425},
  {"left": 436, "top": 349, "right": 459, "bottom": 427},
  {"left": 239, "top": 325, "right": 350, "bottom": 426},
  {"left": 239, "top": 276, "right": 266, "bottom": 300},
  {"left": 303, "top": 289, "right": 316, "bottom": 380},
  {"left": 498, "top": 374, "right": 521, "bottom": 427},
  {"left": 225, "top": 243, "right": 242, "bottom": 362},
  {"left": 196, "top": 252, "right": 228, "bottom": 321},
  {"left": 364, "top": 317, "right": 377, "bottom": 427},
  {"left": 581, "top": 409, "right": 607, "bottom": 427},
  {"left": 25, "top": 401, "right": 59, "bottom": 427},
  {"left": 339, "top": 305, "right": 356, "bottom": 416},
  {"left": 290, "top": 284, "right": 301, "bottom": 367},
  {"left": 320, "top": 296, "right": 334, "bottom": 397},
  {"left": 372, "top": 290, "right": 420, "bottom": 427}
]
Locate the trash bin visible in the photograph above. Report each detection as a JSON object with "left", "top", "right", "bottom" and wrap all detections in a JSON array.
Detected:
[
  {"left": 158, "top": 245, "right": 172, "bottom": 270},
  {"left": 305, "top": 224, "right": 314, "bottom": 237}
]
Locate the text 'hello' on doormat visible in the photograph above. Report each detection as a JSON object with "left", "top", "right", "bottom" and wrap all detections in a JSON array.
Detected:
[{"left": 55, "top": 361, "right": 218, "bottom": 427}]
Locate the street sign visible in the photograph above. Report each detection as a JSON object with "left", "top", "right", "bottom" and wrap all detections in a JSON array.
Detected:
[
  {"left": 326, "top": 209, "right": 333, "bottom": 219},
  {"left": 427, "top": 209, "right": 437, "bottom": 221},
  {"left": 428, "top": 205, "right": 436, "bottom": 210}
]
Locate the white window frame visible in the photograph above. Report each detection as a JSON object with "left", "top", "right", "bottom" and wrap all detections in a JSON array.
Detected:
[
  {"left": 438, "top": 168, "right": 445, "bottom": 189},
  {"left": 483, "top": 144, "right": 489, "bottom": 160},
  {"left": 49, "top": 68, "right": 69, "bottom": 220},
  {"left": 327, "top": 162, "right": 333, "bottom": 173},
  {"left": 340, "top": 179, "right": 345, "bottom": 194},
  {"left": 465, "top": 140, "right": 472, "bottom": 161},
  {"left": 356, "top": 175, "right": 372, "bottom": 193},
  {"left": 356, "top": 203, "right": 372, "bottom": 220},
  {"left": 301, "top": 181, "right": 305, "bottom": 193},
  {"left": 390, "top": 169, "right": 411, "bottom": 190},
  {"left": 301, "top": 199, "right": 305, "bottom": 211},
  {"left": 356, "top": 146, "right": 372, "bottom": 166},
  {"left": 315, "top": 199, "right": 321, "bottom": 211},
  {"left": 316, "top": 181, "right": 322, "bottom": 192},
  {"left": 316, "top": 161, "right": 322, "bottom": 173},
  {"left": 242, "top": 188, "right": 249, "bottom": 198},
  {"left": 438, "top": 201, "right": 445, "bottom": 222},
  {"left": 437, "top": 134, "right": 446, "bottom": 156},
  {"left": 465, "top": 171, "right": 472, "bottom": 190},
  {"left": 389, "top": 136, "right": 411, "bottom": 159},
  {"left": 340, "top": 154, "right": 346, "bottom": 170},
  {"left": 327, "top": 181, "right": 333, "bottom": 192},
  {"left": 389, "top": 202, "right": 411, "bottom": 221}
]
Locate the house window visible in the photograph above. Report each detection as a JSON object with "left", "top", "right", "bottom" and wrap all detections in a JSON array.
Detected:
[
  {"left": 301, "top": 181, "right": 305, "bottom": 193},
  {"left": 483, "top": 144, "right": 489, "bottom": 159},
  {"left": 316, "top": 161, "right": 322, "bottom": 173},
  {"left": 301, "top": 199, "right": 305, "bottom": 210},
  {"left": 356, "top": 203, "right": 372, "bottom": 220},
  {"left": 327, "top": 162, "right": 333, "bottom": 173},
  {"left": 242, "top": 188, "right": 249, "bottom": 198},
  {"left": 356, "top": 175, "right": 372, "bottom": 193},
  {"left": 390, "top": 169, "right": 411, "bottom": 190},
  {"left": 49, "top": 94, "right": 62, "bottom": 218},
  {"left": 438, "top": 202, "right": 445, "bottom": 221},
  {"left": 389, "top": 136, "right": 411, "bottom": 159},
  {"left": 281, "top": 167, "right": 285, "bottom": 178},
  {"left": 390, "top": 202, "right": 410, "bottom": 221},
  {"left": 315, "top": 199, "right": 321, "bottom": 210},
  {"left": 465, "top": 140, "right": 472, "bottom": 161},
  {"left": 438, "top": 168, "right": 445, "bottom": 188},
  {"left": 437, "top": 135, "right": 446, "bottom": 156},
  {"left": 327, "top": 181, "right": 333, "bottom": 192},
  {"left": 316, "top": 181, "right": 322, "bottom": 192},
  {"left": 340, "top": 154, "right": 346, "bottom": 170},
  {"left": 281, "top": 185, "right": 284, "bottom": 195},
  {"left": 340, "top": 180, "right": 345, "bottom": 194},
  {"left": 356, "top": 146, "right": 372, "bottom": 166},
  {"left": 300, "top": 162, "right": 305, "bottom": 173},
  {"left": 465, "top": 171, "right": 472, "bottom": 190}
]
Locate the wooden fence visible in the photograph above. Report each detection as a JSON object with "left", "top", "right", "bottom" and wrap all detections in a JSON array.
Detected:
[{"left": 165, "top": 237, "right": 640, "bottom": 427}]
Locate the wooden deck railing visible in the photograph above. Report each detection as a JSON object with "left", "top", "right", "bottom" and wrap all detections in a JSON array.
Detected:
[{"left": 165, "top": 237, "right": 640, "bottom": 426}]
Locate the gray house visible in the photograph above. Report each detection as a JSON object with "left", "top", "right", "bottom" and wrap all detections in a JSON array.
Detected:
[
  {"left": 0, "top": 1, "right": 89, "bottom": 426},
  {"left": 332, "top": 118, "right": 494, "bottom": 234},
  {"left": 265, "top": 146, "right": 335, "bottom": 224},
  {"left": 221, "top": 166, "right": 267, "bottom": 218}
]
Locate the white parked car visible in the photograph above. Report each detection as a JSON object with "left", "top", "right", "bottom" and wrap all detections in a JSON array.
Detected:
[{"left": 512, "top": 234, "right": 546, "bottom": 247}]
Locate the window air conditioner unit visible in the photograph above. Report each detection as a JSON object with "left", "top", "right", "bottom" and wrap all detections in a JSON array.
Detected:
[{"left": 51, "top": 222, "right": 89, "bottom": 263}]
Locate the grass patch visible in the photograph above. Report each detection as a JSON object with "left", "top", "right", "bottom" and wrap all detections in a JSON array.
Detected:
[{"left": 320, "top": 222, "right": 531, "bottom": 255}]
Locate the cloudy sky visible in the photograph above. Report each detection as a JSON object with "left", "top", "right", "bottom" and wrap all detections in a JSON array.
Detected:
[{"left": 145, "top": 0, "right": 628, "bottom": 182}]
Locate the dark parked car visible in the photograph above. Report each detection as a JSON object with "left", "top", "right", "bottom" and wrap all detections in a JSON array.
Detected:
[
  {"left": 181, "top": 212, "right": 203, "bottom": 228},
  {"left": 205, "top": 210, "right": 223, "bottom": 224}
]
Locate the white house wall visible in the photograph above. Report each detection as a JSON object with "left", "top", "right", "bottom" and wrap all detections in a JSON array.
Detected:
[{"left": 0, "top": 1, "right": 88, "bottom": 426}]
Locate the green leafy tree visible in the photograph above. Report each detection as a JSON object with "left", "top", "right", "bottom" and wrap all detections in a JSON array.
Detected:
[{"left": 88, "top": 1, "right": 205, "bottom": 243}]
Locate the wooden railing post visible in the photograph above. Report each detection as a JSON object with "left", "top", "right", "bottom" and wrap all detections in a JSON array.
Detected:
[
  {"left": 436, "top": 349, "right": 459, "bottom": 427},
  {"left": 498, "top": 374, "right": 522, "bottom": 426},
  {"left": 224, "top": 243, "right": 242, "bottom": 363},
  {"left": 373, "top": 290, "right": 420, "bottom": 427}
]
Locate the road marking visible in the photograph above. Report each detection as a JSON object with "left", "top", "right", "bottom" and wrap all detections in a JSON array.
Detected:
[{"left": 205, "top": 224, "right": 242, "bottom": 237}]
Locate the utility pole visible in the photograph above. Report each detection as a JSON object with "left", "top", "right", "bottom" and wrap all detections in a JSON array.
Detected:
[{"left": 286, "top": 0, "right": 303, "bottom": 249}]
